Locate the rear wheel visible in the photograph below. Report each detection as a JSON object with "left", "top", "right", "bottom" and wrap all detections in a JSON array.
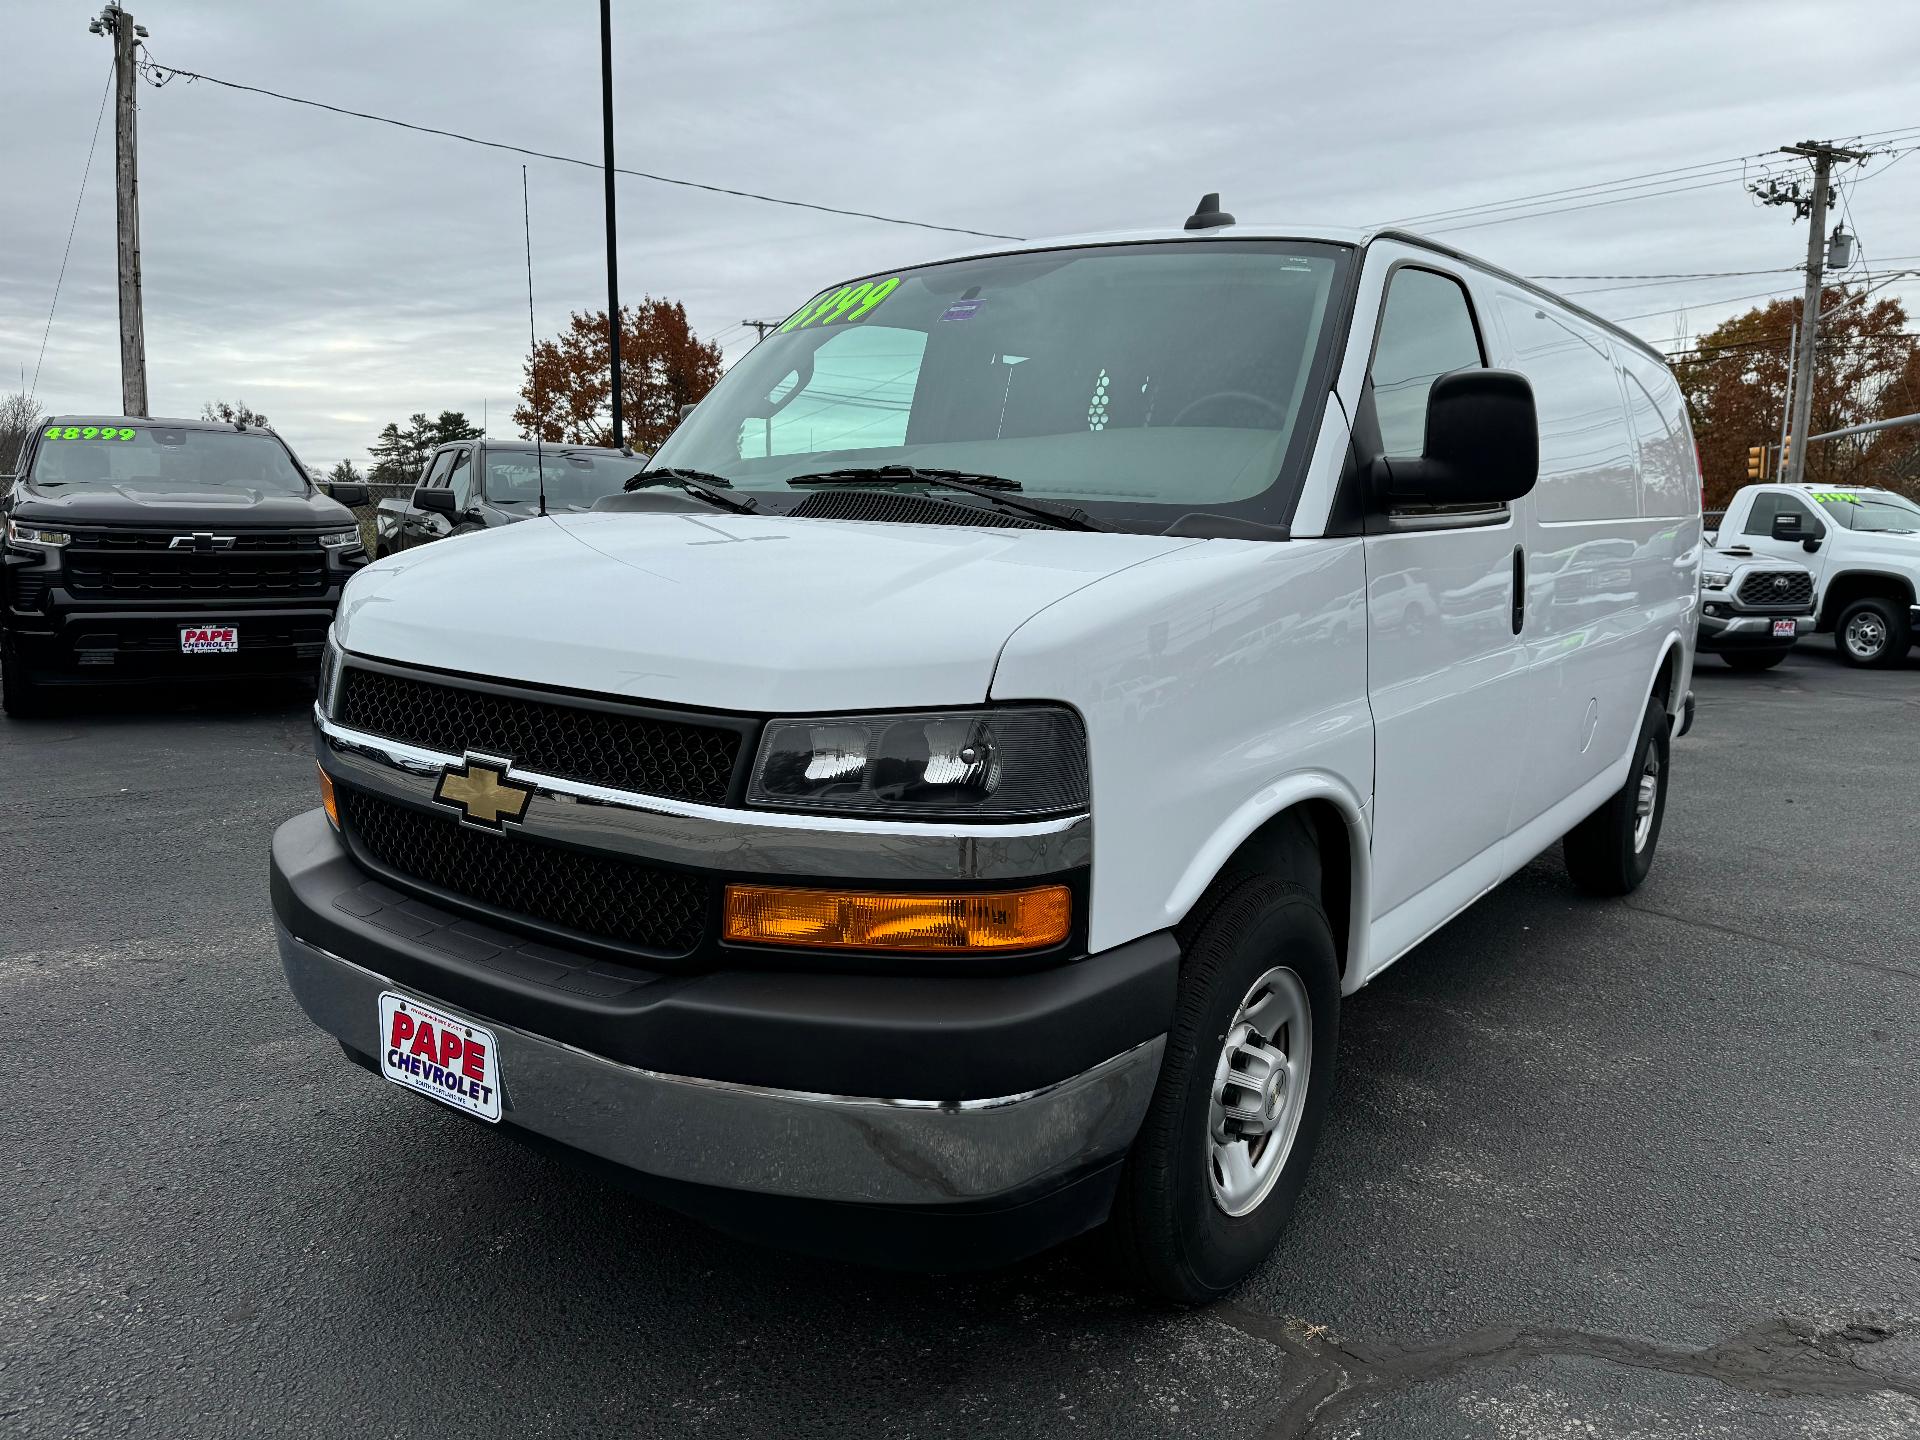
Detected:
[
  {"left": 1102, "top": 871, "right": 1339, "bottom": 1304},
  {"left": 1563, "top": 695, "right": 1668, "bottom": 896},
  {"left": 1722, "top": 650, "right": 1787, "bottom": 671},
  {"left": 1834, "top": 597, "right": 1908, "bottom": 668}
]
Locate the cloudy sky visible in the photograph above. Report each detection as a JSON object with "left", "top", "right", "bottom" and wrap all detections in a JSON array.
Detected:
[{"left": 4, "top": 0, "right": 1918, "bottom": 472}]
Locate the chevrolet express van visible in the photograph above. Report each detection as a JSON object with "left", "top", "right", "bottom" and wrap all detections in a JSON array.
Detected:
[{"left": 271, "top": 199, "right": 1700, "bottom": 1301}]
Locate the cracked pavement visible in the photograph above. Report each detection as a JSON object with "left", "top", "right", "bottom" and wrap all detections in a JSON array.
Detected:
[{"left": 3, "top": 636, "right": 1917, "bottom": 1438}]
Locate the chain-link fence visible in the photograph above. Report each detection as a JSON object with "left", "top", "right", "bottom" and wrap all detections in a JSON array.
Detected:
[{"left": 338, "top": 480, "right": 413, "bottom": 552}]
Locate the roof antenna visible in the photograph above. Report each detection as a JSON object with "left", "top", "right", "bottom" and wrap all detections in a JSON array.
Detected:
[
  {"left": 522, "top": 165, "right": 548, "bottom": 518},
  {"left": 1184, "top": 192, "right": 1235, "bottom": 231}
]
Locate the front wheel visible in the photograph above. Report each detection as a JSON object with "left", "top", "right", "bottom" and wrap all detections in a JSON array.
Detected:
[
  {"left": 1722, "top": 650, "right": 1787, "bottom": 671},
  {"left": 1834, "top": 597, "right": 1909, "bottom": 668},
  {"left": 1563, "top": 695, "right": 1669, "bottom": 896},
  {"left": 1, "top": 643, "right": 48, "bottom": 719},
  {"left": 1102, "top": 873, "right": 1339, "bottom": 1303}
]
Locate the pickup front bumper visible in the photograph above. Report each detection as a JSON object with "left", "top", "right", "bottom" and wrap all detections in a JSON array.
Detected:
[{"left": 270, "top": 809, "right": 1175, "bottom": 1262}]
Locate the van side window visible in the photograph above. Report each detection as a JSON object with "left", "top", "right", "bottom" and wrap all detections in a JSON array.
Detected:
[
  {"left": 1369, "top": 268, "right": 1485, "bottom": 457},
  {"left": 1743, "top": 491, "right": 1824, "bottom": 538}
]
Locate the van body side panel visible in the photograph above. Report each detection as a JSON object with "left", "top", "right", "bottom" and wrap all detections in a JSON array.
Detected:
[{"left": 990, "top": 537, "right": 1372, "bottom": 957}]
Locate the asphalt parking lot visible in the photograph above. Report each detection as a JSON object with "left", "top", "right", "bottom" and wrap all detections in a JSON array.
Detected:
[{"left": 3, "top": 638, "right": 1918, "bottom": 1439}]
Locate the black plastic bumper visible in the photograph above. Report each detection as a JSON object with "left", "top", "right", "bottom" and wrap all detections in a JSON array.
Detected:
[{"left": 269, "top": 808, "right": 1179, "bottom": 1103}]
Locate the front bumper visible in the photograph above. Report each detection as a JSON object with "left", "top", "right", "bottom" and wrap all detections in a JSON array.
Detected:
[
  {"left": 279, "top": 924, "right": 1163, "bottom": 1209},
  {"left": 271, "top": 809, "right": 1174, "bottom": 1220},
  {"left": 1697, "top": 607, "right": 1813, "bottom": 653}
]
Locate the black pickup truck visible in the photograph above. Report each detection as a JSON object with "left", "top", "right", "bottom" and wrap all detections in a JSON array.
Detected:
[
  {"left": 1, "top": 415, "right": 369, "bottom": 716},
  {"left": 372, "top": 440, "right": 645, "bottom": 557}
]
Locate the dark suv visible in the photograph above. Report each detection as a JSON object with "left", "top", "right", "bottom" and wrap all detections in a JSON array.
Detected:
[
  {"left": 372, "top": 441, "right": 645, "bottom": 557},
  {"left": 2, "top": 415, "right": 369, "bottom": 715}
]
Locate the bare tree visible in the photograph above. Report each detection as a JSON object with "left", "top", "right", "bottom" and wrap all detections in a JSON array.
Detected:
[
  {"left": 202, "top": 398, "right": 270, "bottom": 428},
  {"left": 0, "top": 390, "right": 42, "bottom": 490}
]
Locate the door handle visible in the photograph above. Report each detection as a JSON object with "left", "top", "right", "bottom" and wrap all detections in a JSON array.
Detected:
[{"left": 1511, "top": 545, "right": 1526, "bottom": 635}]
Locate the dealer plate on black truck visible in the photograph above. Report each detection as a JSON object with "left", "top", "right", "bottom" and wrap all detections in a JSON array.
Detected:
[
  {"left": 180, "top": 625, "right": 238, "bottom": 654},
  {"left": 377, "top": 991, "right": 502, "bottom": 1122}
]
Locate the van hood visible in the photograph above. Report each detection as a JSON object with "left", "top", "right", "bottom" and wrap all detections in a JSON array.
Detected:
[{"left": 335, "top": 511, "right": 1198, "bottom": 712}]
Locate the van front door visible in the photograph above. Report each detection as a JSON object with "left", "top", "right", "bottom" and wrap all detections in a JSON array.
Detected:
[{"left": 1358, "top": 258, "right": 1530, "bottom": 969}]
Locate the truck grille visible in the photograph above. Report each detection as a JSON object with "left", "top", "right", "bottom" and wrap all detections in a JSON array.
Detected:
[
  {"left": 64, "top": 529, "right": 327, "bottom": 599},
  {"left": 338, "top": 664, "right": 744, "bottom": 805},
  {"left": 1737, "top": 570, "right": 1814, "bottom": 608},
  {"left": 337, "top": 787, "right": 710, "bottom": 957}
]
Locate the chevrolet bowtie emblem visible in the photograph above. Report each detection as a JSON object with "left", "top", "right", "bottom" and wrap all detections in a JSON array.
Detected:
[{"left": 433, "top": 754, "right": 533, "bottom": 830}]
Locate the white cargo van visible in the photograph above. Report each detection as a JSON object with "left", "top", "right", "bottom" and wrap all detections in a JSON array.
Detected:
[{"left": 272, "top": 199, "right": 1701, "bottom": 1301}]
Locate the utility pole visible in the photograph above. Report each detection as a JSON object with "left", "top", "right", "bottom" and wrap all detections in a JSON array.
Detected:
[
  {"left": 90, "top": 4, "right": 149, "bottom": 416},
  {"left": 599, "top": 0, "right": 623, "bottom": 449},
  {"left": 1755, "top": 140, "right": 1872, "bottom": 485},
  {"left": 742, "top": 319, "right": 781, "bottom": 343}
]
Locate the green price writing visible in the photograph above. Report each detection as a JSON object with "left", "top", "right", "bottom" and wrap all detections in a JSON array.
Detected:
[
  {"left": 1810, "top": 491, "right": 1858, "bottom": 504},
  {"left": 777, "top": 276, "right": 902, "bottom": 333},
  {"left": 44, "top": 425, "right": 138, "bottom": 442}
]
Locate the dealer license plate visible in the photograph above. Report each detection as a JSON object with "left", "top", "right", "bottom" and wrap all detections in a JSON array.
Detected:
[
  {"left": 180, "top": 625, "right": 238, "bottom": 654},
  {"left": 1772, "top": 619, "right": 1798, "bottom": 638},
  {"left": 377, "top": 991, "right": 502, "bottom": 1122}
]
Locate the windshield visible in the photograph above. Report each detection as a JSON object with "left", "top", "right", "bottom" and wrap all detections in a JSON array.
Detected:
[
  {"left": 1812, "top": 489, "right": 1920, "bottom": 534},
  {"left": 484, "top": 449, "right": 647, "bottom": 509},
  {"left": 29, "top": 423, "right": 310, "bottom": 496},
  {"left": 651, "top": 241, "right": 1348, "bottom": 521}
]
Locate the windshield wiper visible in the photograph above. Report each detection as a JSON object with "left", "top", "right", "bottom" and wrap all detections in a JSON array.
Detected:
[
  {"left": 622, "top": 467, "right": 757, "bottom": 513},
  {"left": 785, "top": 465, "right": 1109, "bottom": 532}
]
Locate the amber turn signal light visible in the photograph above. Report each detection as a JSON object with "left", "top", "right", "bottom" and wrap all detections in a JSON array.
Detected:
[
  {"left": 317, "top": 764, "right": 339, "bottom": 829},
  {"left": 723, "top": 883, "right": 1071, "bottom": 953}
]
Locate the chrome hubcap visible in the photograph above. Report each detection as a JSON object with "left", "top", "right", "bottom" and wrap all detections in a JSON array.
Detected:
[
  {"left": 1845, "top": 613, "right": 1887, "bottom": 659},
  {"left": 1208, "top": 966, "right": 1311, "bottom": 1217},
  {"left": 1633, "top": 746, "right": 1662, "bottom": 853}
]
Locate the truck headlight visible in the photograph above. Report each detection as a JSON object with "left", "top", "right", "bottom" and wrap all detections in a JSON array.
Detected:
[
  {"left": 318, "top": 528, "right": 364, "bottom": 551},
  {"left": 1700, "top": 569, "right": 1733, "bottom": 590},
  {"left": 746, "top": 706, "right": 1088, "bottom": 819},
  {"left": 5, "top": 519, "right": 72, "bottom": 550}
]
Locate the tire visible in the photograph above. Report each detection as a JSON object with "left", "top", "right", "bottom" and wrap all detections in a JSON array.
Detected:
[
  {"left": 1722, "top": 650, "right": 1787, "bottom": 671},
  {"left": 1834, "top": 596, "right": 1908, "bottom": 668},
  {"left": 1, "top": 643, "right": 48, "bottom": 719},
  {"left": 1103, "top": 871, "right": 1340, "bottom": 1304},
  {"left": 1563, "top": 695, "right": 1669, "bottom": 897}
]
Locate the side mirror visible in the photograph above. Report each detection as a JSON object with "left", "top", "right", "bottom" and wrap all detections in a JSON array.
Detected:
[
  {"left": 1770, "top": 511, "right": 1821, "bottom": 552},
  {"left": 1373, "top": 369, "right": 1538, "bottom": 507},
  {"left": 327, "top": 482, "right": 370, "bottom": 507},
  {"left": 415, "top": 487, "right": 457, "bottom": 516}
]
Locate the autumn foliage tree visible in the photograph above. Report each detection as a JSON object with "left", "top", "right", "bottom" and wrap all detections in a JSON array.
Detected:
[
  {"left": 515, "top": 299, "right": 722, "bottom": 453},
  {"left": 1675, "top": 287, "right": 1920, "bottom": 509}
]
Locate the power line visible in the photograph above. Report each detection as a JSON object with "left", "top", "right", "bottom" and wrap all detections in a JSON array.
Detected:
[
  {"left": 1426, "top": 175, "right": 1766, "bottom": 234},
  {"left": 135, "top": 52, "right": 1027, "bottom": 243},
  {"left": 1385, "top": 152, "right": 1770, "bottom": 226},
  {"left": 31, "top": 61, "right": 115, "bottom": 402}
]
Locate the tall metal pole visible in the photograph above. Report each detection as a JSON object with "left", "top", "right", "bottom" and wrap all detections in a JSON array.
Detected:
[
  {"left": 1776, "top": 319, "right": 1797, "bottom": 472},
  {"left": 599, "top": 0, "right": 623, "bottom": 448},
  {"left": 98, "top": 4, "right": 148, "bottom": 416}
]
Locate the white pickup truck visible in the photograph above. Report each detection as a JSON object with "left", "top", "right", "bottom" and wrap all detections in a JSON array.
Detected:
[{"left": 1714, "top": 482, "right": 1920, "bottom": 666}]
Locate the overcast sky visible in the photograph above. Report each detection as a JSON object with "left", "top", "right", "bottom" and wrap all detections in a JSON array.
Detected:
[{"left": 4, "top": 0, "right": 1917, "bottom": 472}]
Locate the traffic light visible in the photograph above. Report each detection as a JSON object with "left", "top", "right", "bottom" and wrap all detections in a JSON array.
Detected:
[
  {"left": 1780, "top": 436, "right": 1792, "bottom": 473},
  {"left": 1747, "top": 446, "right": 1766, "bottom": 479}
]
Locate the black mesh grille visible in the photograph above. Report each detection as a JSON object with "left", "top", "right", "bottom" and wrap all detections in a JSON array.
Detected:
[
  {"left": 9, "top": 574, "right": 49, "bottom": 612},
  {"left": 1737, "top": 570, "right": 1814, "bottom": 607},
  {"left": 790, "top": 490, "right": 1049, "bottom": 529},
  {"left": 339, "top": 665, "right": 741, "bottom": 804},
  {"left": 64, "top": 530, "right": 327, "bottom": 599},
  {"left": 338, "top": 787, "right": 709, "bottom": 956}
]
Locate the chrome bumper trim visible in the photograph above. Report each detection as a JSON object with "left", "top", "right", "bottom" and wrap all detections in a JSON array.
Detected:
[
  {"left": 313, "top": 712, "right": 1090, "bottom": 882},
  {"left": 277, "top": 926, "right": 1162, "bottom": 1206}
]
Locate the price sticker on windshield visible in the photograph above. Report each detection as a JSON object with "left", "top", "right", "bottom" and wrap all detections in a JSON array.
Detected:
[
  {"left": 44, "top": 425, "right": 138, "bottom": 441},
  {"left": 777, "top": 276, "right": 902, "bottom": 333}
]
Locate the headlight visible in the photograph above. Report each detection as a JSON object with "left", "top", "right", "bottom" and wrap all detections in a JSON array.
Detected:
[
  {"left": 318, "top": 528, "right": 363, "bottom": 551},
  {"left": 317, "top": 631, "right": 345, "bottom": 717},
  {"left": 1700, "top": 569, "right": 1733, "bottom": 590},
  {"left": 746, "top": 706, "right": 1088, "bottom": 818},
  {"left": 6, "top": 519, "right": 72, "bottom": 549}
]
